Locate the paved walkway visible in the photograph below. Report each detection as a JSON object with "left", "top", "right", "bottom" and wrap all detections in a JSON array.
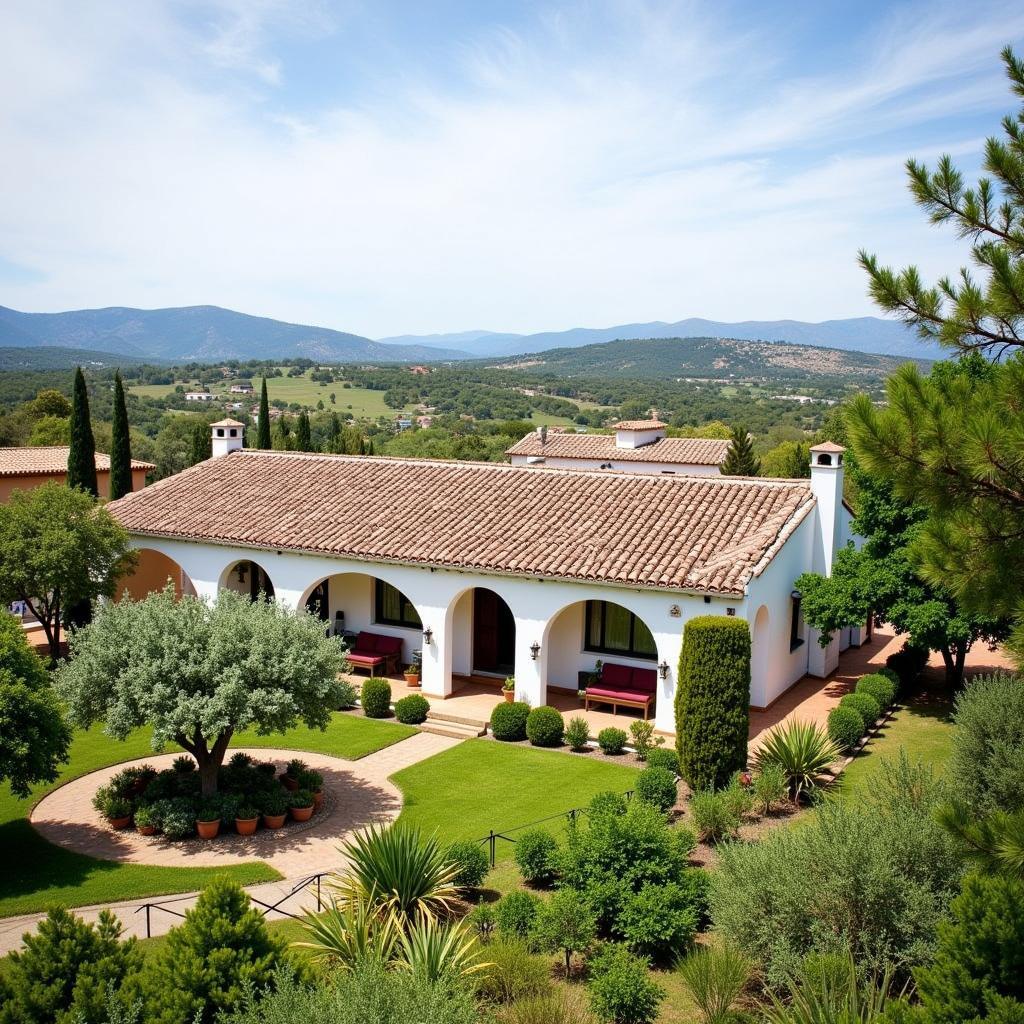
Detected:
[{"left": 0, "top": 731, "right": 460, "bottom": 954}]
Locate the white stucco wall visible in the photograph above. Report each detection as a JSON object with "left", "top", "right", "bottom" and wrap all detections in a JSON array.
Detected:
[{"left": 509, "top": 454, "right": 721, "bottom": 476}]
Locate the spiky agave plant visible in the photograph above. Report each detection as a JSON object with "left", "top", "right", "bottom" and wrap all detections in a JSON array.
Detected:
[
  {"left": 332, "top": 823, "right": 461, "bottom": 925},
  {"left": 762, "top": 953, "right": 895, "bottom": 1024},
  {"left": 295, "top": 889, "right": 401, "bottom": 969},
  {"left": 752, "top": 720, "right": 840, "bottom": 803},
  {"left": 393, "top": 917, "right": 491, "bottom": 982}
]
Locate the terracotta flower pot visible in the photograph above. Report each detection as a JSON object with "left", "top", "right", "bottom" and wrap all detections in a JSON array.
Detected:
[
  {"left": 197, "top": 818, "right": 220, "bottom": 840},
  {"left": 235, "top": 817, "right": 259, "bottom": 836},
  {"left": 280, "top": 774, "right": 299, "bottom": 792},
  {"left": 137, "top": 824, "right": 157, "bottom": 836},
  {"left": 404, "top": 674, "right": 421, "bottom": 688},
  {"left": 290, "top": 805, "right": 314, "bottom": 823},
  {"left": 108, "top": 816, "right": 132, "bottom": 830},
  {"left": 503, "top": 690, "right": 514, "bottom": 703},
  {"left": 313, "top": 790, "right": 323, "bottom": 811},
  {"left": 263, "top": 813, "right": 286, "bottom": 830}
]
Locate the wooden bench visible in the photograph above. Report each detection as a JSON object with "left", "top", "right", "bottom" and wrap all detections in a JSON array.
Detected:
[
  {"left": 345, "top": 632, "right": 403, "bottom": 677},
  {"left": 584, "top": 662, "right": 657, "bottom": 719}
]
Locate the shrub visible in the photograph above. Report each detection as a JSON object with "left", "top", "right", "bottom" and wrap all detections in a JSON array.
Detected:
[
  {"left": 617, "top": 882, "right": 699, "bottom": 963},
  {"left": 677, "top": 944, "right": 751, "bottom": 1024},
  {"left": 948, "top": 672, "right": 1024, "bottom": 814},
  {"left": 646, "top": 747, "right": 680, "bottom": 776},
  {"left": 597, "top": 727, "right": 628, "bottom": 755},
  {"left": 0, "top": 906, "right": 143, "bottom": 1024},
  {"left": 856, "top": 673, "right": 896, "bottom": 710},
  {"left": 172, "top": 755, "right": 195, "bottom": 773},
  {"left": 501, "top": 989, "right": 594, "bottom": 1024},
  {"left": 333, "top": 677, "right": 358, "bottom": 710},
  {"left": 286, "top": 758, "right": 307, "bottom": 778},
  {"left": 141, "top": 878, "right": 286, "bottom": 1024},
  {"left": 490, "top": 701, "right": 530, "bottom": 741},
  {"left": 473, "top": 938, "right": 551, "bottom": 1004},
  {"left": 495, "top": 891, "right": 542, "bottom": 939},
  {"left": 148, "top": 797, "right": 196, "bottom": 838},
  {"left": 840, "top": 691, "right": 881, "bottom": 729},
  {"left": 877, "top": 666, "right": 900, "bottom": 688},
  {"left": 360, "top": 678, "right": 392, "bottom": 718},
  {"left": 134, "top": 804, "right": 158, "bottom": 829},
  {"left": 752, "top": 763, "right": 787, "bottom": 815},
  {"left": 589, "top": 790, "right": 628, "bottom": 818},
  {"left": 288, "top": 789, "right": 314, "bottom": 810},
  {"left": 532, "top": 887, "right": 597, "bottom": 977},
  {"left": 565, "top": 716, "right": 591, "bottom": 752},
  {"left": 526, "top": 705, "right": 565, "bottom": 747},
  {"left": 446, "top": 840, "right": 489, "bottom": 890},
  {"left": 675, "top": 616, "right": 751, "bottom": 791},
  {"left": 260, "top": 790, "right": 287, "bottom": 817},
  {"left": 885, "top": 643, "right": 929, "bottom": 690},
  {"left": 629, "top": 720, "right": 664, "bottom": 762},
  {"left": 690, "top": 789, "right": 739, "bottom": 844},
  {"left": 722, "top": 776, "right": 753, "bottom": 822},
  {"left": 752, "top": 720, "right": 840, "bottom": 802},
  {"left": 827, "top": 706, "right": 865, "bottom": 752},
  {"left": 228, "top": 752, "right": 253, "bottom": 769},
  {"left": 634, "top": 766, "right": 677, "bottom": 812},
  {"left": 297, "top": 769, "right": 323, "bottom": 792},
  {"left": 467, "top": 900, "right": 496, "bottom": 941},
  {"left": 588, "top": 944, "right": 664, "bottom": 1024},
  {"left": 394, "top": 693, "right": 429, "bottom": 724},
  {"left": 515, "top": 829, "right": 559, "bottom": 885}
]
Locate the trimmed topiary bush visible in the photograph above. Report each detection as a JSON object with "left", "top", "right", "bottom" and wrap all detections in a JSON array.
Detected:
[
  {"left": 446, "top": 839, "right": 489, "bottom": 889},
  {"left": 525, "top": 705, "right": 565, "bottom": 747},
  {"left": 394, "top": 693, "right": 429, "bottom": 724},
  {"left": 495, "top": 890, "right": 542, "bottom": 939},
  {"left": 360, "top": 677, "right": 392, "bottom": 718},
  {"left": 840, "top": 691, "right": 881, "bottom": 729},
  {"left": 645, "top": 747, "right": 680, "bottom": 776},
  {"left": 565, "top": 716, "right": 591, "bottom": 752},
  {"left": 514, "top": 828, "right": 558, "bottom": 885},
  {"left": 856, "top": 672, "right": 896, "bottom": 710},
  {"left": 598, "top": 727, "right": 628, "bottom": 755},
  {"left": 634, "top": 766, "right": 678, "bottom": 812},
  {"left": 827, "top": 706, "right": 864, "bottom": 752},
  {"left": 588, "top": 943, "right": 665, "bottom": 1024},
  {"left": 877, "top": 666, "right": 900, "bottom": 688},
  {"left": 675, "top": 616, "right": 751, "bottom": 791},
  {"left": 490, "top": 700, "right": 530, "bottom": 741}
]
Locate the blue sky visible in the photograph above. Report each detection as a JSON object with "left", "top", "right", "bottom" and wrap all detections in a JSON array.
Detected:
[{"left": 1, "top": 0, "right": 1021, "bottom": 338}]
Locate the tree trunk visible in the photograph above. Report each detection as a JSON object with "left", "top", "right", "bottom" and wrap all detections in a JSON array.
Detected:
[
  {"left": 948, "top": 644, "right": 967, "bottom": 687},
  {"left": 939, "top": 643, "right": 955, "bottom": 684},
  {"left": 178, "top": 728, "right": 234, "bottom": 798}
]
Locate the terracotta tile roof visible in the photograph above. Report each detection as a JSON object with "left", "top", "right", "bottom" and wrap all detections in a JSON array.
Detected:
[
  {"left": 612, "top": 419, "right": 667, "bottom": 430},
  {"left": 0, "top": 447, "right": 155, "bottom": 477},
  {"left": 108, "top": 451, "right": 815, "bottom": 595},
  {"left": 506, "top": 432, "right": 731, "bottom": 466},
  {"left": 809, "top": 441, "right": 846, "bottom": 453},
  {"left": 210, "top": 418, "right": 246, "bottom": 428}
]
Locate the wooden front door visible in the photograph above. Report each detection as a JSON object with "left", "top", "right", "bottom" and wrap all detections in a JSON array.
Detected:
[{"left": 473, "top": 589, "right": 515, "bottom": 675}]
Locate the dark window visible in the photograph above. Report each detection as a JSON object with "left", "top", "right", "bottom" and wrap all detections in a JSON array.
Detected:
[
  {"left": 584, "top": 601, "right": 656, "bottom": 660},
  {"left": 790, "top": 595, "right": 804, "bottom": 651},
  {"left": 374, "top": 580, "right": 422, "bottom": 629}
]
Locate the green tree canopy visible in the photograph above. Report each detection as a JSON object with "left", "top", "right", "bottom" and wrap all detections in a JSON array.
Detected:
[
  {"left": 257, "top": 379, "right": 271, "bottom": 449},
  {"left": 68, "top": 367, "right": 98, "bottom": 497},
  {"left": 57, "top": 587, "right": 347, "bottom": 796},
  {"left": 0, "top": 483, "right": 134, "bottom": 662},
  {"left": 189, "top": 420, "right": 210, "bottom": 466},
  {"left": 109, "top": 371, "right": 132, "bottom": 501},
  {"left": 295, "top": 410, "right": 312, "bottom": 451},
  {"left": 721, "top": 425, "right": 760, "bottom": 476}
]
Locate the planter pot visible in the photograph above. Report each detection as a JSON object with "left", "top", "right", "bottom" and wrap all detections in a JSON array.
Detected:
[
  {"left": 313, "top": 790, "right": 324, "bottom": 811},
  {"left": 263, "top": 813, "right": 286, "bottom": 830},
  {"left": 404, "top": 674, "right": 421, "bottom": 688},
  {"left": 136, "top": 824, "right": 157, "bottom": 836},
  {"left": 108, "top": 816, "right": 132, "bottom": 830},
  {"left": 503, "top": 690, "right": 515, "bottom": 703},
  {"left": 280, "top": 774, "right": 299, "bottom": 792},
  {"left": 197, "top": 819, "right": 220, "bottom": 840},
  {"left": 235, "top": 817, "right": 259, "bottom": 836},
  {"left": 290, "top": 805, "right": 314, "bottom": 823}
]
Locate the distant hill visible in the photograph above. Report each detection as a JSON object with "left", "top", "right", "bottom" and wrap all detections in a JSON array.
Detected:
[
  {"left": 0, "top": 346, "right": 158, "bottom": 371},
  {"left": 0, "top": 305, "right": 470, "bottom": 364},
  {"left": 380, "top": 315, "right": 939, "bottom": 361},
  {"left": 488, "top": 335, "right": 928, "bottom": 381}
]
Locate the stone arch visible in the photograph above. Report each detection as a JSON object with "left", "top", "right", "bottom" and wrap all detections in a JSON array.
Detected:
[
  {"left": 219, "top": 558, "right": 276, "bottom": 601},
  {"left": 751, "top": 604, "right": 771, "bottom": 707},
  {"left": 444, "top": 584, "right": 516, "bottom": 680},
  {"left": 117, "top": 547, "right": 197, "bottom": 601}
]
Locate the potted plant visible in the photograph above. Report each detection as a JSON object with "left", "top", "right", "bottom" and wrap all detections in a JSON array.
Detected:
[
  {"left": 106, "top": 795, "right": 133, "bottom": 829},
  {"left": 134, "top": 804, "right": 158, "bottom": 836},
  {"left": 289, "top": 789, "right": 315, "bottom": 823},
  {"left": 281, "top": 758, "right": 307, "bottom": 792},
  {"left": 298, "top": 769, "right": 325, "bottom": 811},
  {"left": 235, "top": 804, "right": 260, "bottom": 836},
  {"left": 502, "top": 677, "right": 516, "bottom": 703},
  {"left": 404, "top": 663, "right": 421, "bottom": 688},
  {"left": 196, "top": 800, "right": 221, "bottom": 840},
  {"left": 261, "top": 790, "right": 287, "bottom": 830}
]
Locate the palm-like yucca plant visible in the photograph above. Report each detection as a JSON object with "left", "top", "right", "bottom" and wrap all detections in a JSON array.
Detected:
[
  {"left": 331, "top": 823, "right": 461, "bottom": 925},
  {"left": 393, "top": 916, "right": 491, "bottom": 982},
  {"left": 762, "top": 953, "right": 895, "bottom": 1024},
  {"left": 752, "top": 720, "right": 840, "bottom": 802},
  {"left": 295, "top": 890, "right": 400, "bottom": 969},
  {"left": 677, "top": 944, "right": 751, "bottom": 1024}
]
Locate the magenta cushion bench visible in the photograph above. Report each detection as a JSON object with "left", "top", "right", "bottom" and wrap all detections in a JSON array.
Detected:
[
  {"left": 346, "top": 632, "right": 403, "bottom": 677},
  {"left": 584, "top": 662, "right": 657, "bottom": 719}
]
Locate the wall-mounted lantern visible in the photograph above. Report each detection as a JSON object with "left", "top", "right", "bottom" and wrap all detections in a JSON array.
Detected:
[
  {"left": 669, "top": 604, "right": 681, "bottom": 618},
  {"left": 658, "top": 660, "right": 670, "bottom": 679},
  {"left": 235, "top": 562, "right": 248, "bottom": 584},
  {"left": 422, "top": 626, "right": 433, "bottom": 645},
  {"left": 530, "top": 641, "right": 541, "bottom": 661}
]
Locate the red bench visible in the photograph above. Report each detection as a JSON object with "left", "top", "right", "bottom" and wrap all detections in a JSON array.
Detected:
[
  {"left": 584, "top": 662, "right": 657, "bottom": 719},
  {"left": 346, "top": 632, "right": 403, "bottom": 677}
]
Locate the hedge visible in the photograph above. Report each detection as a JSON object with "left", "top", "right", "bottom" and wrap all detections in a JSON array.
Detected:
[
  {"left": 856, "top": 673, "right": 896, "bottom": 710},
  {"left": 675, "top": 616, "right": 751, "bottom": 790},
  {"left": 840, "top": 691, "right": 881, "bottom": 729},
  {"left": 490, "top": 701, "right": 530, "bottom": 741},
  {"left": 827, "top": 706, "right": 864, "bottom": 751}
]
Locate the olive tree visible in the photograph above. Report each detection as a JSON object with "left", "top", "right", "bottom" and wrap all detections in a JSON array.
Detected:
[{"left": 57, "top": 586, "right": 347, "bottom": 797}]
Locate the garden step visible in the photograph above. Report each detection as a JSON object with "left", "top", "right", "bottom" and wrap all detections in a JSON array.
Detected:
[
  {"left": 424, "top": 709, "right": 489, "bottom": 729},
  {"left": 419, "top": 719, "right": 486, "bottom": 739}
]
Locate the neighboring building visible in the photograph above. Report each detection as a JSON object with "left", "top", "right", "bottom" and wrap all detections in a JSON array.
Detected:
[
  {"left": 184, "top": 391, "right": 216, "bottom": 402},
  {"left": 230, "top": 383, "right": 254, "bottom": 394},
  {"left": 416, "top": 415, "right": 434, "bottom": 428},
  {"left": 507, "top": 420, "right": 730, "bottom": 476},
  {"left": 110, "top": 437, "right": 859, "bottom": 734},
  {"left": 0, "top": 447, "right": 154, "bottom": 503},
  {"left": 408, "top": 366, "right": 431, "bottom": 375},
  {"left": 395, "top": 418, "right": 413, "bottom": 431}
]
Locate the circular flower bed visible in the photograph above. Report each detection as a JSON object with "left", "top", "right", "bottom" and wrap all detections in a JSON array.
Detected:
[{"left": 91, "top": 753, "right": 325, "bottom": 841}]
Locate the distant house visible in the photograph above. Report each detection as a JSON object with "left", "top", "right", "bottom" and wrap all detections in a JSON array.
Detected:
[
  {"left": 408, "top": 366, "right": 431, "bottom": 375},
  {"left": 226, "top": 401, "right": 245, "bottom": 411},
  {"left": 395, "top": 418, "right": 413, "bottom": 431},
  {"left": 416, "top": 415, "right": 434, "bottom": 428},
  {"left": 184, "top": 391, "right": 216, "bottom": 402},
  {"left": 0, "top": 447, "right": 154, "bottom": 503},
  {"left": 230, "top": 383, "right": 254, "bottom": 394}
]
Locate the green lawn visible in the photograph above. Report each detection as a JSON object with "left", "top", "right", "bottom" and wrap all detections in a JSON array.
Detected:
[
  {"left": 0, "top": 714, "right": 413, "bottom": 918},
  {"left": 392, "top": 740, "right": 640, "bottom": 860}
]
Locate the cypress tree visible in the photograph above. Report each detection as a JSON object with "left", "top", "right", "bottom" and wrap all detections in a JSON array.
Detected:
[
  {"left": 256, "top": 379, "right": 271, "bottom": 449},
  {"left": 108, "top": 371, "right": 132, "bottom": 500},
  {"left": 721, "top": 424, "right": 760, "bottom": 476},
  {"left": 189, "top": 421, "right": 210, "bottom": 466},
  {"left": 67, "top": 367, "right": 98, "bottom": 497},
  {"left": 296, "top": 411, "right": 312, "bottom": 451},
  {"left": 328, "top": 412, "right": 341, "bottom": 451}
]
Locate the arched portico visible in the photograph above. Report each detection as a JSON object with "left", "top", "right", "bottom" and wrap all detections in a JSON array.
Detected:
[
  {"left": 751, "top": 604, "right": 771, "bottom": 707},
  {"left": 220, "top": 559, "right": 276, "bottom": 601},
  {"left": 117, "top": 547, "right": 197, "bottom": 601},
  {"left": 445, "top": 586, "right": 516, "bottom": 680}
]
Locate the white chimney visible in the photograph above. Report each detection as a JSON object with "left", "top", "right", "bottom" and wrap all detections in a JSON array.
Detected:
[
  {"left": 210, "top": 418, "right": 245, "bottom": 459},
  {"left": 807, "top": 441, "right": 846, "bottom": 677},
  {"left": 614, "top": 420, "right": 667, "bottom": 449},
  {"left": 538, "top": 425, "right": 547, "bottom": 445}
]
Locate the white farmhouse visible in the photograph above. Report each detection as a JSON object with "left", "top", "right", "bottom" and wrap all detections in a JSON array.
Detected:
[
  {"left": 507, "top": 421, "right": 730, "bottom": 475},
  {"left": 184, "top": 391, "right": 216, "bottom": 402}
]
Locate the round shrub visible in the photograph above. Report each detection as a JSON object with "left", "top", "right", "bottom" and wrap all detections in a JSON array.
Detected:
[
  {"left": 840, "top": 691, "right": 881, "bottom": 729},
  {"left": 394, "top": 693, "right": 429, "bottom": 724},
  {"left": 495, "top": 890, "right": 542, "bottom": 939},
  {"left": 877, "top": 666, "right": 900, "bottom": 688},
  {"left": 565, "top": 716, "right": 591, "bottom": 752},
  {"left": 587, "top": 943, "right": 664, "bottom": 1024},
  {"left": 447, "top": 840, "right": 489, "bottom": 889},
  {"left": 598, "top": 727, "right": 628, "bottom": 755},
  {"left": 514, "top": 828, "right": 558, "bottom": 885},
  {"left": 634, "top": 766, "right": 678, "bottom": 812},
  {"left": 360, "top": 677, "right": 392, "bottom": 718},
  {"left": 646, "top": 747, "right": 680, "bottom": 776},
  {"left": 856, "top": 672, "right": 896, "bottom": 710},
  {"left": 526, "top": 705, "right": 565, "bottom": 747},
  {"left": 827, "top": 706, "right": 864, "bottom": 752},
  {"left": 490, "top": 700, "right": 530, "bottom": 741},
  {"left": 589, "top": 790, "right": 628, "bottom": 818},
  {"left": 618, "top": 882, "right": 699, "bottom": 963}
]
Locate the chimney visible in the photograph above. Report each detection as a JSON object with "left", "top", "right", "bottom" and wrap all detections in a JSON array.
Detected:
[
  {"left": 808, "top": 442, "right": 845, "bottom": 576},
  {"left": 539, "top": 426, "right": 547, "bottom": 446},
  {"left": 210, "top": 419, "right": 245, "bottom": 459}
]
